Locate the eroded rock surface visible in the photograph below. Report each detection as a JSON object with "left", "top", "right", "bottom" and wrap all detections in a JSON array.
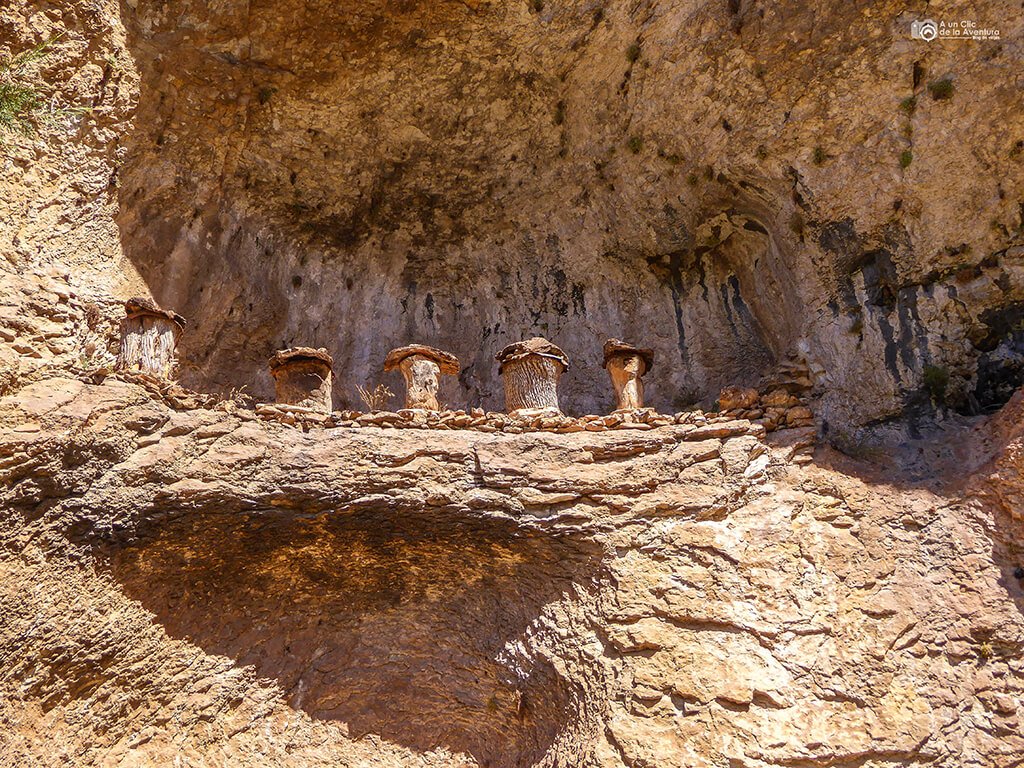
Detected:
[
  {"left": 2, "top": 0, "right": 1023, "bottom": 425},
  {"left": 3, "top": 1, "right": 1024, "bottom": 765},
  {"left": 1, "top": 376, "right": 1022, "bottom": 767}
]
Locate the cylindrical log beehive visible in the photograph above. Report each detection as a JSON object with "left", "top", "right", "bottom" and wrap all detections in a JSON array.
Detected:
[
  {"left": 115, "top": 297, "right": 186, "bottom": 379},
  {"left": 383, "top": 344, "right": 460, "bottom": 411},
  {"left": 603, "top": 339, "right": 654, "bottom": 412},
  {"left": 268, "top": 347, "right": 334, "bottom": 413},
  {"left": 496, "top": 337, "right": 569, "bottom": 414}
]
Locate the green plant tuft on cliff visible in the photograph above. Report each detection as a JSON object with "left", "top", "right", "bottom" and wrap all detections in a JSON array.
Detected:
[
  {"left": 0, "top": 81, "right": 40, "bottom": 136},
  {"left": 0, "top": 34, "right": 64, "bottom": 141},
  {"left": 812, "top": 146, "right": 826, "bottom": 165},
  {"left": 922, "top": 364, "right": 949, "bottom": 403},
  {"left": 928, "top": 78, "right": 954, "bottom": 100},
  {"left": 899, "top": 95, "right": 917, "bottom": 115},
  {"left": 899, "top": 150, "right": 913, "bottom": 169},
  {"left": 626, "top": 42, "right": 641, "bottom": 63},
  {"left": 627, "top": 134, "right": 643, "bottom": 154}
]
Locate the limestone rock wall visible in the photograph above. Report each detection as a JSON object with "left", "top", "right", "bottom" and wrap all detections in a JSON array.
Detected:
[{"left": 2, "top": 0, "right": 1023, "bottom": 427}]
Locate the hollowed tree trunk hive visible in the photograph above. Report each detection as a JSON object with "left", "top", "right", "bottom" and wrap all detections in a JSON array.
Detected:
[
  {"left": 496, "top": 337, "right": 569, "bottom": 414},
  {"left": 268, "top": 347, "right": 334, "bottom": 413},
  {"left": 383, "top": 344, "right": 460, "bottom": 411},
  {"left": 115, "top": 297, "right": 186, "bottom": 379},
  {"left": 603, "top": 339, "right": 654, "bottom": 411}
]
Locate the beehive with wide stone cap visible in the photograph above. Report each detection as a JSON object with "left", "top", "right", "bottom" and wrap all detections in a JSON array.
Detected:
[
  {"left": 116, "top": 296, "right": 187, "bottom": 379},
  {"left": 268, "top": 346, "right": 334, "bottom": 413},
  {"left": 495, "top": 337, "right": 569, "bottom": 414},
  {"left": 384, "top": 344, "right": 460, "bottom": 410},
  {"left": 602, "top": 338, "right": 654, "bottom": 411}
]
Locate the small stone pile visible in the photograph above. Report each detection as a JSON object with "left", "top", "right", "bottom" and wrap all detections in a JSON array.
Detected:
[
  {"left": 717, "top": 385, "right": 814, "bottom": 430},
  {"left": 102, "top": 370, "right": 225, "bottom": 410}
]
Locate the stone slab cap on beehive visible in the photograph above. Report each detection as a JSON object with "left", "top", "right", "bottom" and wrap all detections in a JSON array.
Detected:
[
  {"left": 602, "top": 338, "right": 654, "bottom": 371},
  {"left": 268, "top": 346, "right": 334, "bottom": 372},
  {"left": 124, "top": 296, "right": 186, "bottom": 329},
  {"left": 383, "top": 344, "right": 460, "bottom": 375},
  {"left": 495, "top": 337, "right": 569, "bottom": 372}
]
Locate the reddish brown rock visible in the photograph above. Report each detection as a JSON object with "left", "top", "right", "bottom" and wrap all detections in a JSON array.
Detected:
[
  {"left": 2, "top": 376, "right": 1023, "bottom": 767},
  {"left": 718, "top": 386, "right": 759, "bottom": 411},
  {"left": 763, "top": 387, "right": 800, "bottom": 409}
]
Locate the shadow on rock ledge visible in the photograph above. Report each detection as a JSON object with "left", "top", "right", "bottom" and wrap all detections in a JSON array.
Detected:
[{"left": 97, "top": 504, "right": 604, "bottom": 767}]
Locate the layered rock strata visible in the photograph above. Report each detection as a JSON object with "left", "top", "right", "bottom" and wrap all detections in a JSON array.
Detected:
[{"left": 1, "top": 375, "right": 1022, "bottom": 767}]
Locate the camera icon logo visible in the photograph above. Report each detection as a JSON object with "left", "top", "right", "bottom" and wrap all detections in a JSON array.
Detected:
[{"left": 911, "top": 19, "right": 938, "bottom": 41}]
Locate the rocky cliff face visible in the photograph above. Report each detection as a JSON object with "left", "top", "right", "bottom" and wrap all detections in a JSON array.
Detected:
[
  {"left": 3, "top": 0, "right": 1023, "bottom": 428},
  {"left": 3, "top": 1, "right": 1024, "bottom": 766},
  {"left": 2, "top": 376, "right": 1023, "bottom": 767}
]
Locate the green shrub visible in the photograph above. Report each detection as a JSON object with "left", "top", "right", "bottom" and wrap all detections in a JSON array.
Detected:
[
  {"left": 812, "top": 146, "right": 826, "bottom": 165},
  {"left": 626, "top": 42, "right": 641, "bottom": 63},
  {"left": 627, "top": 134, "right": 643, "bottom": 154},
  {"left": 899, "top": 95, "right": 917, "bottom": 115},
  {"left": 928, "top": 78, "right": 954, "bottom": 100},
  {"left": 899, "top": 150, "right": 913, "bottom": 168}
]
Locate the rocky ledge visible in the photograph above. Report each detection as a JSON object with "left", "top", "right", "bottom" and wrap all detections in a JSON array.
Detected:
[{"left": 1, "top": 375, "right": 1023, "bottom": 767}]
